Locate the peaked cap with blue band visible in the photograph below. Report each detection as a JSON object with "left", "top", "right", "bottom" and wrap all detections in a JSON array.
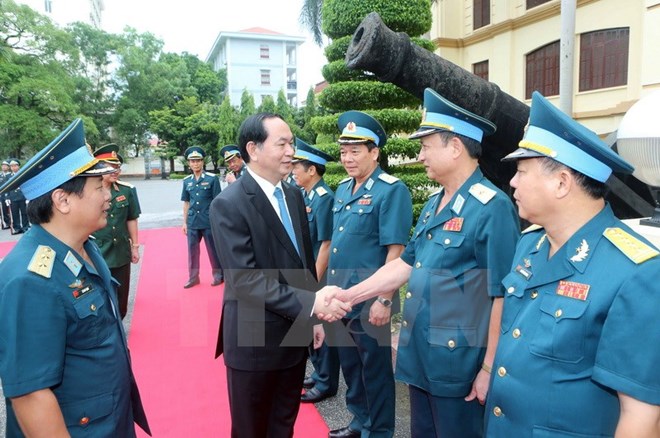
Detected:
[
  {"left": 338, "top": 110, "right": 387, "bottom": 147},
  {"left": 293, "top": 138, "right": 334, "bottom": 166},
  {"left": 184, "top": 146, "right": 205, "bottom": 160},
  {"left": 93, "top": 143, "right": 124, "bottom": 165},
  {"left": 0, "top": 119, "right": 116, "bottom": 200},
  {"left": 502, "top": 91, "right": 634, "bottom": 183},
  {"left": 220, "top": 145, "right": 241, "bottom": 161},
  {"left": 410, "top": 88, "right": 496, "bottom": 142}
]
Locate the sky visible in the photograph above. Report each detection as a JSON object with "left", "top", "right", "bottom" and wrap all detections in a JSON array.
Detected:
[{"left": 101, "top": 0, "right": 328, "bottom": 97}]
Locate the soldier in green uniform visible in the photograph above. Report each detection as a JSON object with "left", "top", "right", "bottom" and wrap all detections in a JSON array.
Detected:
[
  {"left": 291, "top": 138, "right": 340, "bottom": 404},
  {"left": 181, "top": 146, "right": 223, "bottom": 288},
  {"left": 326, "top": 111, "right": 413, "bottom": 438},
  {"left": 92, "top": 144, "right": 141, "bottom": 319},
  {"left": 486, "top": 92, "right": 660, "bottom": 437},
  {"left": 0, "top": 119, "right": 150, "bottom": 437},
  {"left": 220, "top": 144, "right": 246, "bottom": 184}
]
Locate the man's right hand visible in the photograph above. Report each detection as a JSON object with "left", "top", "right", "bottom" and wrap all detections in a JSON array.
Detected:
[
  {"left": 313, "top": 286, "right": 351, "bottom": 322},
  {"left": 182, "top": 224, "right": 187, "bottom": 234}
]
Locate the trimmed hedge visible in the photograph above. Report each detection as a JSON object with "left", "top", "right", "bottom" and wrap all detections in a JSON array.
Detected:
[
  {"left": 322, "top": 0, "right": 433, "bottom": 40},
  {"left": 319, "top": 81, "right": 420, "bottom": 111},
  {"left": 309, "top": 108, "right": 422, "bottom": 137}
]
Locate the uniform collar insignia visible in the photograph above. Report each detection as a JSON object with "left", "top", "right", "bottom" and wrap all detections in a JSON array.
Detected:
[
  {"left": 569, "top": 239, "right": 590, "bottom": 262},
  {"left": 451, "top": 194, "right": 465, "bottom": 215},
  {"left": 64, "top": 250, "right": 83, "bottom": 277},
  {"left": 365, "top": 178, "right": 374, "bottom": 191}
]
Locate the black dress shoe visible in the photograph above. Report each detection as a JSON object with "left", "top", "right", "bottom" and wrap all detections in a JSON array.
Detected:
[
  {"left": 300, "top": 387, "right": 333, "bottom": 404},
  {"left": 183, "top": 278, "right": 200, "bottom": 289},
  {"left": 211, "top": 277, "right": 224, "bottom": 286},
  {"left": 328, "top": 426, "right": 360, "bottom": 438},
  {"left": 303, "top": 377, "right": 315, "bottom": 389}
]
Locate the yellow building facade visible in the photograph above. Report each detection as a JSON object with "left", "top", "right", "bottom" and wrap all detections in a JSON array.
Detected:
[{"left": 429, "top": 0, "right": 660, "bottom": 135}]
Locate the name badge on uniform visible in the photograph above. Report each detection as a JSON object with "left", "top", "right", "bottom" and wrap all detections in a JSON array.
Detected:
[
  {"left": 515, "top": 264, "right": 532, "bottom": 280},
  {"left": 71, "top": 279, "right": 94, "bottom": 299},
  {"left": 556, "top": 280, "right": 590, "bottom": 301},
  {"left": 116, "top": 194, "right": 126, "bottom": 202},
  {"left": 443, "top": 217, "right": 464, "bottom": 232}
]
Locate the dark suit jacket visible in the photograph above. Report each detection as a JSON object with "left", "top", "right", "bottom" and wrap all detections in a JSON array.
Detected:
[{"left": 210, "top": 171, "right": 318, "bottom": 371}]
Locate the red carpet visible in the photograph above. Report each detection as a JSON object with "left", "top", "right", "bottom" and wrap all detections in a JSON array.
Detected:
[
  {"left": 130, "top": 227, "right": 329, "bottom": 437},
  {"left": 0, "top": 229, "right": 329, "bottom": 437}
]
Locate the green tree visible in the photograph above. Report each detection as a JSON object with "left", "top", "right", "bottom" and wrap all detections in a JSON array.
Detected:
[
  {"left": 239, "top": 88, "right": 256, "bottom": 119},
  {"left": 308, "top": 0, "right": 436, "bottom": 218},
  {"left": 299, "top": 0, "right": 324, "bottom": 46},
  {"left": 0, "top": 0, "right": 83, "bottom": 157}
]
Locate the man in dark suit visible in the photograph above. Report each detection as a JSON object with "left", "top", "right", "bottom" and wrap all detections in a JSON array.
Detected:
[{"left": 209, "top": 112, "right": 349, "bottom": 438}]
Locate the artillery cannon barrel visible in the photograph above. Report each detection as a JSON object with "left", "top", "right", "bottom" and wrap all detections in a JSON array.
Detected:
[{"left": 345, "top": 12, "right": 529, "bottom": 185}]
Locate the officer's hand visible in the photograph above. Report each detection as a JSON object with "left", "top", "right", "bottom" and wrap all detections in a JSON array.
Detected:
[
  {"left": 131, "top": 246, "right": 140, "bottom": 264},
  {"left": 314, "top": 286, "right": 351, "bottom": 322},
  {"left": 368, "top": 300, "right": 391, "bottom": 327},
  {"left": 465, "top": 368, "right": 490, "bottom": 405},
  {"left": 225, "top": 173, "right": 236, "bottom": 184},
  {"left": 312, "top": 324, "right": 325, "bottom": 349},
  {"left": 182, "top": 223, "right": 187, "bottom": 234}
]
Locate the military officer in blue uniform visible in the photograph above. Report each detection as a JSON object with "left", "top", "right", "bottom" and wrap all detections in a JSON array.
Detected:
[
  {"left": 485, "top": 92, "right": 660, "bottom": 437},
  {"left": 326, "top": 111, "right": 413, "bottom": 438},
  {"left": 7, "top": 158, "right": 29, "bottom": 234},
  {"left": 220, "top": 144, "right": 246, "bottom": 184},
  {"left": 0, "top": 118, "right": 150, "bottom": 437},
  {"left": 335, "top": 89, "right": 520, "bottom": 437},
  {"left": 92, "top": 144, "right": 142, "bottom": 319},
  {"left": 291, "top": 138, "right": 340, "bottom": 404},
  {"left": 181, "top": 146, "right": 223, "bottom": 288}
]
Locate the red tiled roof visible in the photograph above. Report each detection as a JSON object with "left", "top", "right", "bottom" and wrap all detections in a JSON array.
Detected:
[{"left": 239, "top": 27, "right": 283, "bottom": 35}]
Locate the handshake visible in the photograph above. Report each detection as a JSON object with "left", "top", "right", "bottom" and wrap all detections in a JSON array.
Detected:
[{"left": 312, "top": 286, "right": 352, "bottom": 322}]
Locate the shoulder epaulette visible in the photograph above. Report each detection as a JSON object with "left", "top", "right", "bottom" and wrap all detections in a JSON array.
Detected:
[
  {"left": 27, "top": 245, "right": 55, "bottom": 278},
  {"left": 378, "top": 173, "right": 399, "bottom": 184},
  {"left": 603, "top": 227, "right": 659, "bottom": 264},
  {"left": 469, "top": 183, "right": 497, "bottom": 204},
  {"left": 316, "top": 186, "right": 328, "bottom": 197},
  {"left": 116, "top": 180, "right": 135, "bottom": 188},
  {"left": 184, "top": 174, "right": 194, "bottom": 180},
  {"left": 523, "top": 224, "right": 544, "bottom": 234},
  {"left": 338, "top": 177, "right": 351, "bottom": 185}
]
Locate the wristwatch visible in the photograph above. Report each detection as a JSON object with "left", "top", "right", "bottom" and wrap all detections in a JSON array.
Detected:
[{"left": 377, "top": 297, "right": 392, "bottom": 307}]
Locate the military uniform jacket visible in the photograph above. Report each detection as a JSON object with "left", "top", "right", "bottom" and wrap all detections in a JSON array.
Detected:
[
  {"left": 6, "top": 173, "right": 25, "bottom": 203},
  {"left": 304, "top": 179, "right": 334, "bottom": 259},
  {"left": 327, "top": 166, "right": 413, "bottom": 317},
  {"left": 92, "top": 181, "right": 141, "bottom": 268},
  {"left": 397, "top": 168, "right": 519, "bottom": 397},
  {"left": 181, "top": 172, "right": 221, "bottom": 229},
  {"left": 486, "top": 204, "right": 660, "bottom": 437},
  {"left": 0, "top": 225, "right": 150, "bottom": 437}
]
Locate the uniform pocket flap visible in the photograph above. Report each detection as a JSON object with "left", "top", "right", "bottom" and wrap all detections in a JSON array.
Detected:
[
  {"left": 72, "top": 292, "right": 105, "bottom": 319},
  {"left": 539, "top": 294, "right": 589, "bottom": 320},
  {"left": 428, "top": 326, "right": 477, "bottom": 349},
  {"left": 61, "top": 392, "right": 114, "bottom": 427},
  {"left": 432, "top": 232, "right": 465, "bottom": 249},
  {"left": 351, "top": 205, "right": 373, "bottom": 215}
]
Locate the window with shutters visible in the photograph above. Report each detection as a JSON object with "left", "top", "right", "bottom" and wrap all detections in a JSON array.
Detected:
[
  {"left": 473, "top": 60, "right": 489, "bottom": 81},
  {"left": 260, "top": 70, "right": 271, "bottom": 86},
  {"left": 579, "top": 28, "right": 629, "bottom": 92},
  {"left": 525, "top": 41, "right": 560, "bottom": 99},
  {"left": 260, "top": 45, "right": 270, "bottom": 59},
  {"left": 527, "top": 0, "right": 551, "bottom": 9},
  {"left": 474, "top": 0, "right": 490, "bottom": 30}
]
